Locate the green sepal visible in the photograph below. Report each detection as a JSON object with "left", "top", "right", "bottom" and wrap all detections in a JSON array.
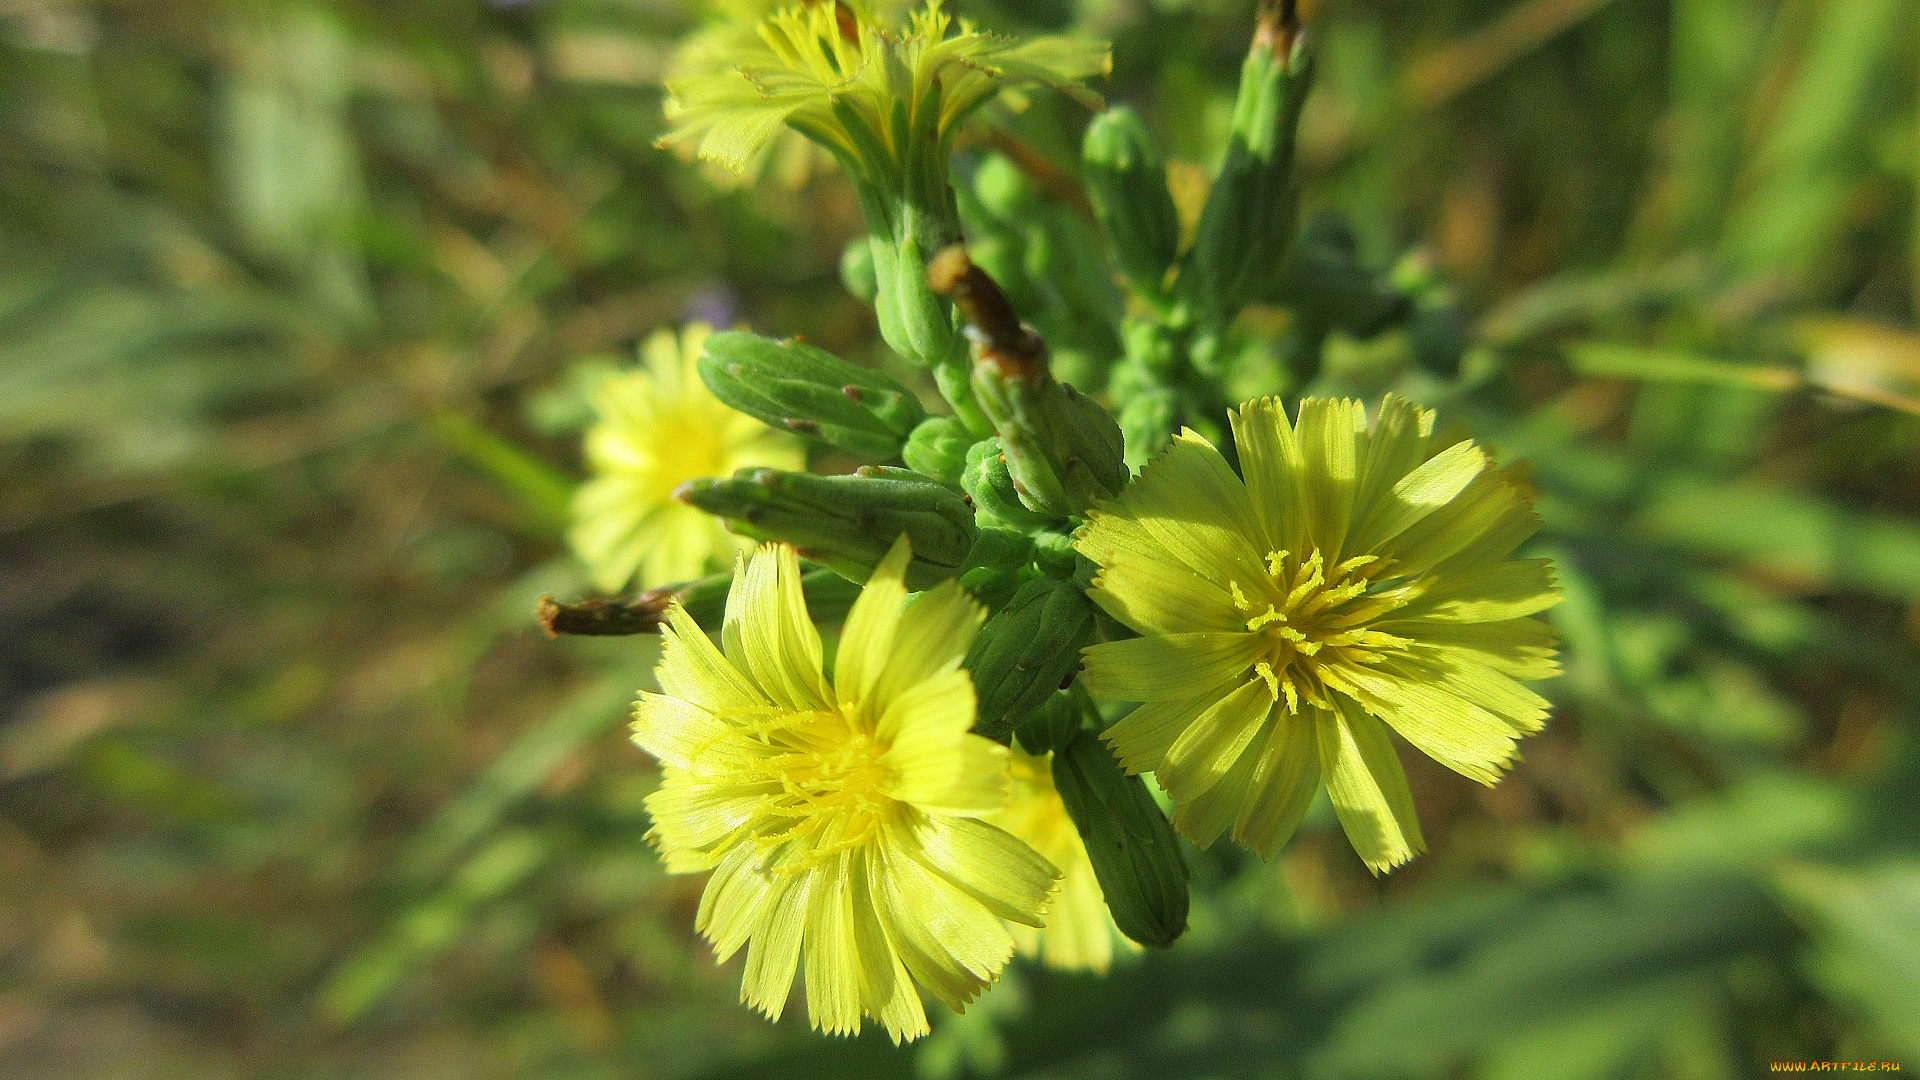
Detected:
[
  {"left": 1051, "top": 726, "right": 1191, "bottom": 948},
  {"left": 699, "top": 331, "right": 926, "bottom": 460},
  {"left": 1083, "top": 106, "right": 1180, "bottom": 300},
  {"left": 901, "top": 416, "right": 975, "bottom": 484},
  {"left": 963, "top": 577, "right": 1096, "bottom": 741},
  {"left": 961, "top": 437, "right": 1067, "bottom": 530},
  {"left": 676, "top": 465, "right": 975, "bottom": 590}
]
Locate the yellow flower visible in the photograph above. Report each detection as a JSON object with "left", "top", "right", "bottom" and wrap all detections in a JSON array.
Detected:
[
  {"left": 568, "top": 323, "right": 804, "bottom": 593},
  {"left": 989, "top": 745, "right": 1135, "bottom": 973},
  {"left": 1076, "top": 396, "right": 1561, "bottom": 873},
  {"left": 660, "top": 0, "right": 1109, "bottom": 176},
  {"left": 633, "top": 539, "right": 1059, "bottom": 1042}
]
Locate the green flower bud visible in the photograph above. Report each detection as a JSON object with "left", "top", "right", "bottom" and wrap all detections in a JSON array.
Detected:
[
  {"left": 929, "top": 248, "right": 1124, "bottom": 514},
  {"left": 972, "top": 153, "right": 1040, "bottom": 221},
  {"left": 974, "top": 368, "right": 1127, "bottom": 516},
  {"left": 676, "top": 465, "right": 974, "bottom": 589},
  {"left": 961, "top": 437, "right": 1065, "bottom": 530},
  {"left": 900, "top": 416, "right": 975, "bottom": 484},
  {"left": 1083, "top": 106, "right": 1180, "bottom": 299},
  {"left": 964, "top": 578, "right": 1096, "bottom": 741},
  {"left": 956, "top": 525, "right": 1032, "bottom": 610},
  {"left": 1182, "top": 13, "right": 1313, "bottom": 326},
  {"left": 1052, "top": 727, "right": 1190, "bottom": 948},
  {"left": 699, "top": 331, "right": 926, "bottom": 461},
  {"left": 1013, "top": 690, "right": 1082, "bottom": 757},
  {"left": 840, "top": 237, "right": 878, "bottom": 304},
  {"left": 872, "top": 222, "right": 963, "bottom": 369}
]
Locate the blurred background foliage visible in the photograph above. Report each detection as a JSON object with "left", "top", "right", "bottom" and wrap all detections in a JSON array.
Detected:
[{"left": 1, "top": 0, "right": 1917, "bottom": 1077}]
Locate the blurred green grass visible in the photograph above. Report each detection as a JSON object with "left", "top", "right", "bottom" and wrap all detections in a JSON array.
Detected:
[{"left": 0, "top": 1, "right": 1916, "bottom": 1077}]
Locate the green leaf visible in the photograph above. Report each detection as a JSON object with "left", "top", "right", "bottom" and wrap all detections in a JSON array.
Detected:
[{"left": 1776, "top": 861, "right": 1920, "bottom": 1060}]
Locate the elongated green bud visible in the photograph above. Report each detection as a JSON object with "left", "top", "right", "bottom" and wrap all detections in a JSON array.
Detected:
[
  {"left": 1182, "top": 5, "right": 1313, "bottom": 325},
  {"left": 961, "top": 438, "right": 1065, "bottom": 530},
  {"left": 676, "top": 466, "right": 974, "bottom": 589},
  {"left": 1052, "top": 728, "right": 1190, "bottom": 948},
  {"left": 871, "top": 221, "right": 964, "bottom": 369},
  {"left": 964, "top": 578, "right": 1096, "bottom": 741},
  {"left": 929, "top": 248, "right": 1126, "bottom": 516},
  {"left": 1084, "top": 106, "right": 1180, "bottom": 299},
  {"left": 900, "top": 416, "right": 974, "bottom": 484},
  {"left": 699, "top": 331, "right": 926, "bottom": 461}
]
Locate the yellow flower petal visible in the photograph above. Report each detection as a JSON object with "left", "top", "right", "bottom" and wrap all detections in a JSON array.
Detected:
[
  {"left": 1317, "top": 700, "right": 1425, "bottom": 874},
  {"left": 869, "top": 579, "right": 984, "bottom": 714},
  {"left": 1349, "top": 439, "right": 1487, "bottom": 556},
  {"left": 1158, "top": 680, "right": 1274, "bottom": 847},
  {"left": 724, "top": 544, "right": 830, "bottom": 711},
  {"left": 879, "top": 672, "right": 1005, "bottom": 815},
  {"left": 1332, "top": 651, "right": 1546, "bottom": 785},
  {"left": 1349, "top": 394, "right": 1440, "bottom": 535},
  {"left": 1082, "top": 632, "right": 1266, "bottom": 702},
  {"left": 835, "top": 537, "right": 912, "bottom": 719},
  {"left": 740, "top": 868, "right": 812, "bottom": 1019},
  {"left": 1293, "top": 397, "right": 1366, "bottom": 558},
  {"left": 874, "top": 845, "right": 1011, "bottom": 1006},
  {"left": 657, "top": 604, "right": 765, "bottom": 711},
  {"left": 1233, "top": 707, "right": 1322, "bottom": 860},
  {"left": 1079, "top": 430, "right": 1269, "bottom": 592},
  {"left": 803, "top": 853, "right": 863, "bottom": 1036},
  {"left": 661, "top": 2, "right": 1108, "bottom": 176},
  {"left": 696, "top": 842, "right": 780, "bottom": 963},
  {"left": 1084, "top": 552, "right": 1246, "bottom": 635},
  {"left": 908, "top": 813, "right": 1060, "bottom": 927},
  {"left": 1101, "top": 694, "right": 1223, "bottom": 774},
  {"left": 630, "top": 691, "right": 731, "bottom": 770}
]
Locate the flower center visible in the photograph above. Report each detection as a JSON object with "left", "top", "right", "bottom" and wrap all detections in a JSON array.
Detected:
[
  {"left": 1230, "top": 548, "right": 1410, "bottom": 712},
  {"left": 648, "top": 414, "right": 730, "bottom": 498},
  {"left": 733, "top": 710, "right": 897, "bottom": 869}
]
